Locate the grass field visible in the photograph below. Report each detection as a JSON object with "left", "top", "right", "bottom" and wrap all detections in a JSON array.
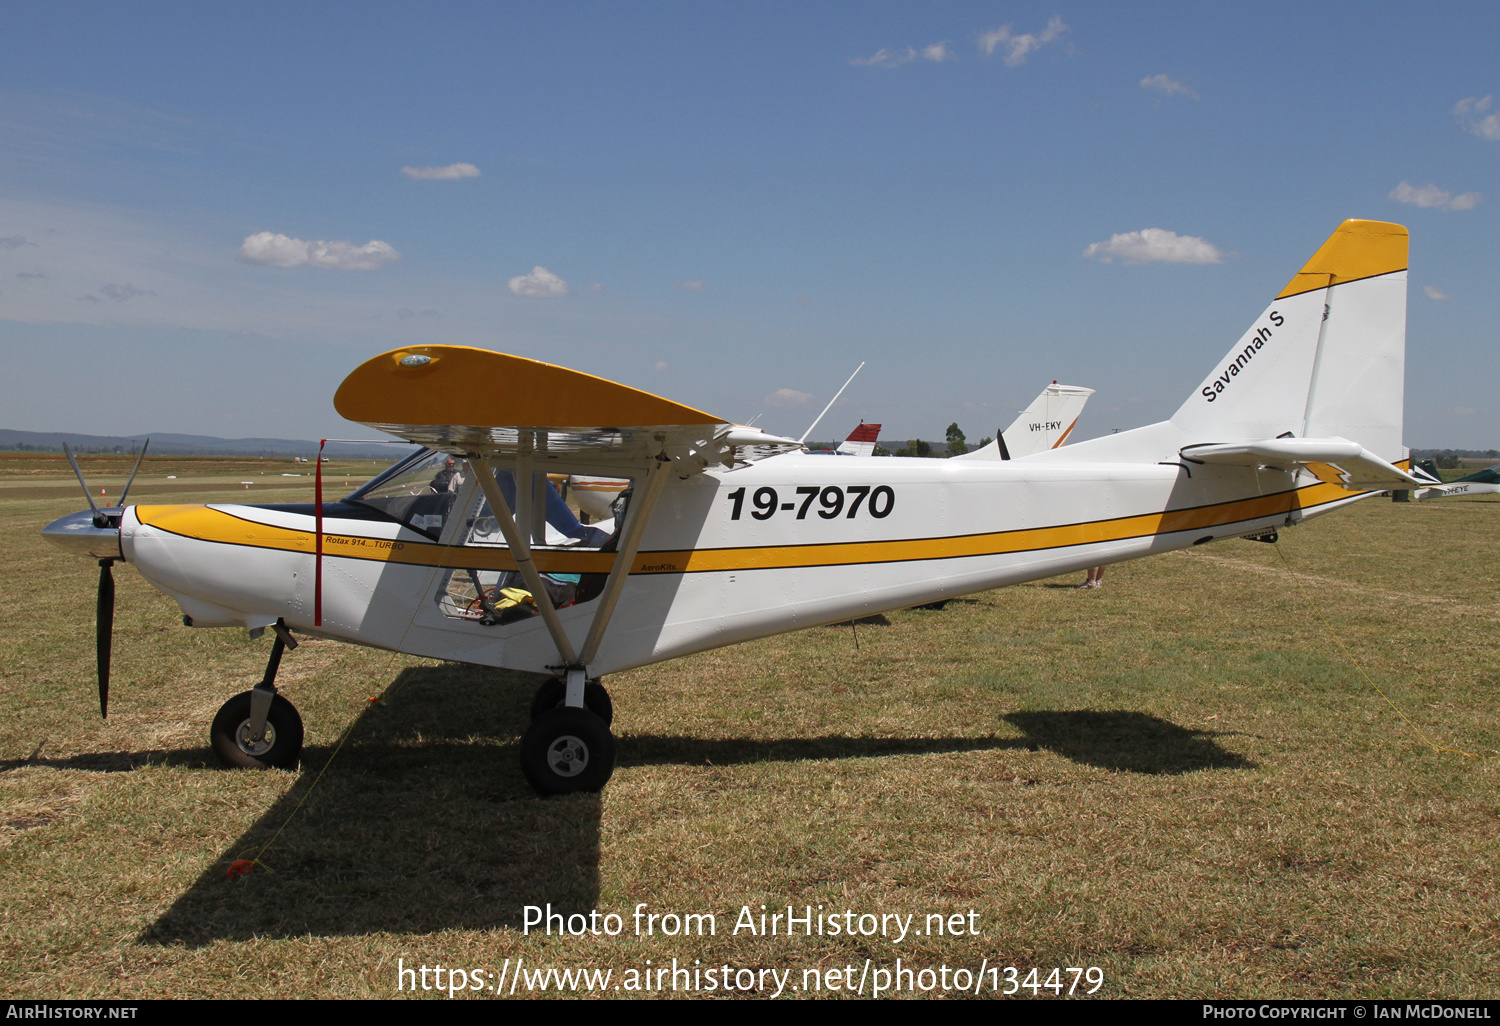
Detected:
[{"left": 1, "top": 458, "right": 1496, "bottom": 999}]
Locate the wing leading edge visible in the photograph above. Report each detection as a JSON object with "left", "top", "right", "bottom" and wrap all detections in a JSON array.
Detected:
[{"left": 335, "top": 345, "right": 799, "bottom": 470}]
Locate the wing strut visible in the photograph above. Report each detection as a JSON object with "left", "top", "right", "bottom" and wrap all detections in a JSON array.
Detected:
[
  {"left": 579, "top": 457, "right": 669, "bottom": 666},
  {"left": 474, "top": 456, "right": 579, "bottom": 667},
  {"left": 471, "top": 452, "right": 672, "bottom": 675}
]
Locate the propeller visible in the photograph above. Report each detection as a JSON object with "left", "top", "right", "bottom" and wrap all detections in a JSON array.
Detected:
[
  {"left": 60, "top": 440, "right": 148, "bottom": 720},
  {"left": 96, "top": 559, "right": 114, "bottom": 718}
]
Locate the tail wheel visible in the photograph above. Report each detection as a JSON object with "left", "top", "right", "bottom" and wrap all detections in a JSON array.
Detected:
[
  {"left": 530, "top": 677, "right": 613, "bottom": 727},
  {"left": 210, "top": 691, "right": 304, "bottom": 770},
  {"left": 520, "top": 707, "right": 616, "bottom": 795}
]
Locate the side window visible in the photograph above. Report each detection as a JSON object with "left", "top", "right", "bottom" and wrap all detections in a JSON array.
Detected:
[
  {"left": 462, "top": 469, "right": 627, "bottom": 551},
  {"left": 435, "top": 468, "right": 632, "bottom": 626}
]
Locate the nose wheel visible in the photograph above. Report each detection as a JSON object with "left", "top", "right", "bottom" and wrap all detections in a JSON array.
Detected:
[{"left": 210, "top": 690, "right": 304, "bottom": 770}]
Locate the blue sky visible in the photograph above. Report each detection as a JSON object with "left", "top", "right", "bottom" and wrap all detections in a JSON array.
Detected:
[{"left": 1, "top": 2, "right": 1495, "bottom": 446}]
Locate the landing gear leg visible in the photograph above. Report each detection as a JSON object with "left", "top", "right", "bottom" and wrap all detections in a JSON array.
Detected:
[{"left": 530, "top": 674, "right": 613, "bottom": 726}]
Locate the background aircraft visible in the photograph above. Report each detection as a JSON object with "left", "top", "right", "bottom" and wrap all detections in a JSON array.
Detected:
[
  {"left": 955, "top": 382, "right": 1095, "bottom": 461},
  {"left": 1412, "top": 459, "right": 1500, "bottom": 500},
  {"left": 804, "top": 421, "right": 882, "bottom": 457}
]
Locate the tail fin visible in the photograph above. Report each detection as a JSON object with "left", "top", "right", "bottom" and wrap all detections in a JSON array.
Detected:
[
  {"left": 836, "top": 421, "right": 882, "bottom": 457},
  {"left": 955, "top": 383, "right": 1094, "bottom": 460},
  {"left": 1169, "top": 219, "right": 1408, "bottom": 461}
]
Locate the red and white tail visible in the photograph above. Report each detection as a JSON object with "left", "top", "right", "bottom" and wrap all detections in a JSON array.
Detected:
[{"left": 836, "top": 422, "right": 882, "bottom": 457}]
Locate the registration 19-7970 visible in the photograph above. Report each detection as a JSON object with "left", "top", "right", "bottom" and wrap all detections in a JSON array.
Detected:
[{"left": 725, "top": 485, "right": 895, "bottom": 521}]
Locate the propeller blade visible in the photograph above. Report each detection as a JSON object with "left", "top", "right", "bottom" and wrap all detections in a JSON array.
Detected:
[
  {"left": 63, "top": 443, "right": 102, "bottom": 518},
  {"left": 117, "top": 438, "right": 150, "bottom": 506},
  {"left": 96, "top": 560, "right": 114, "bottom": 719}
]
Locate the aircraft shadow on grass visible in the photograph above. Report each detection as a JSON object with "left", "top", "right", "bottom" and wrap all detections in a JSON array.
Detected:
[
  {"left": 135, "top": 669, "right": 1251, "bottom": 944},
  {"left": 0, "top": 747, "right": 218, "bottom": 774},
  {"left": 1003, "top": 711, "right": 1256, "bottom": 775}
]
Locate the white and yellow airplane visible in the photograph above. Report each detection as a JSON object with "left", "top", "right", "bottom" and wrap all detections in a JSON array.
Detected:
[
  {"left": 956, "top": 382, "right": 1095, "bottom": 460},
  {"left": 43, "top": 220, "right": 1419, "bottom": 795}
]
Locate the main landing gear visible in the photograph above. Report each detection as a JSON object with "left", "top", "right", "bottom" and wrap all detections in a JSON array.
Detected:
[
  {"left": 208, "top": 628, "right": 618, "bottom": 796},
  {"left": 520, "top": 673, "right": 616, "bottom": 796},
  {"left": 210, "top": 621, "right": 305, "bottom": 771}
]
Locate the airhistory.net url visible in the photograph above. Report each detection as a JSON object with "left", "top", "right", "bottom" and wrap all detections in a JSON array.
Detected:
[{"left": 396, "top": 957, "right": 1105, "bottom": 998}]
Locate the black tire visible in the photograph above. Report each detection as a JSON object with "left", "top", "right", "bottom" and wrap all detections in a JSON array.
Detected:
[
  {"left": 530, "top": 677, "right": 613, "bottom": 727},
  {"left": 210, "top": 691, "right": 304, "bottom": 770},
  {"left": 520, "top": 707, "right": 616, "bottom": 796}
]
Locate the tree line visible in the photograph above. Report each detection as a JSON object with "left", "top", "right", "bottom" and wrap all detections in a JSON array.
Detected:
[{"left": 890, "top": 423, "right": 992, "bottom": 458}]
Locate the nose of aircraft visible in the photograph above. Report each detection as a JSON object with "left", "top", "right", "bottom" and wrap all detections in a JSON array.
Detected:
[
  {"left": 41, "top": 508, "right": 125, "bottom": 718},
  {"left": 41, "top": 508, "right": 125, "bottom": 561}
]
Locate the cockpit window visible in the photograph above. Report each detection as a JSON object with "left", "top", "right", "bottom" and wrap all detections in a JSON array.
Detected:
[{"left": 345, "top": 449, "right": 461, "bottom": 539}]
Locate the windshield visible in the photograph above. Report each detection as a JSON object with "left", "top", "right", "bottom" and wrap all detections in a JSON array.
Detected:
[{"left": 345, "top": 449, "right": 463, "bottom": 539}]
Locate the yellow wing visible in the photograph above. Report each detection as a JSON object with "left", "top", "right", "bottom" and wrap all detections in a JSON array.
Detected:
[{"left": 335, "top": 345, "right": 798, "bottom": 469}]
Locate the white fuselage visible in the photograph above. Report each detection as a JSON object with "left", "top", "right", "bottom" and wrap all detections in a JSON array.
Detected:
[{"left": 122, "top": 451, "right": 1364, "bottom": 677}]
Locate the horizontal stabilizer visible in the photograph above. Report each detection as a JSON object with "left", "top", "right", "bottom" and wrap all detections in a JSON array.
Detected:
[{"left": 1181, "top": 437, "right": 1422, "bottom": 491}]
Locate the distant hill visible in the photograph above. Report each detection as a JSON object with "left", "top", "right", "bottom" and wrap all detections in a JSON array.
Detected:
[{"left": 0, "top": 429, "right": 417, "bottom": 459}]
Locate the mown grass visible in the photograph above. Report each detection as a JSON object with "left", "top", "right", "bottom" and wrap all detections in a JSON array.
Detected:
[{"left": 0, "top": 472, "right": 1496, "bottom": 999}]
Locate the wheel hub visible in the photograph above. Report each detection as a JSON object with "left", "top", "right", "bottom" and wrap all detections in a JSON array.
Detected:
[
  {"left": 546, "top": 735, "right": 589, "bottom": 777},
  {"left": 235, "top": 720, "right": 277, "bottom": 757}
]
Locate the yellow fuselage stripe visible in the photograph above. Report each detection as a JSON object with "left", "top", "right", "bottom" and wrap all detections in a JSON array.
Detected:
[{"left": 134, "top": 479, "right": 1356, "bottom": 578}]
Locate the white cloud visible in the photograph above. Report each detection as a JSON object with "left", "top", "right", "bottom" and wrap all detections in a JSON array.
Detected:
[
  {"left": 764, "top": 388, "right": 813, "bottom": 408},
  {"left": 1083, "top": 228, "right": 1224, "bottom": 265},
  {"left": 673, "top": 280, "right": 705, "bottom": 291},
  {"left": 400, "top": 162, "right": 481, "bottom": 180},
  {"left": 508, "top": 266, "right": 568, "bottom": 298},
  {"left": 1454, "top": 96, "right": 1500, "bottom": 142},
  {"left": 1423, "top": 286, "right": 1453, "bottom": 300},
  {"left": 977, "top": 16, "right": 1067, "bottom": 66},
  {"left": 850, "top": 42, "right": 955, "bottom": 68},
  {"left": 1454, "top": 406, "right": 1476, "bottom": 417},
  {"left": 1140, "top": 74, "right": 1198, "bottom": 99},
  {"left": 0, "top": 235, "right": 37, "bottom": 249},
  {"left": 654, "top": 360, "right": 669, "bottom": 372},
  {"left": 239, "top": 231, "right": 400, "bottom": 270},
  {"left": 850, "top": 47, "right": 915, "bottom": 68},
  {"left": 1389, "top": 181, "right": 1481, "bottom": 211}
]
